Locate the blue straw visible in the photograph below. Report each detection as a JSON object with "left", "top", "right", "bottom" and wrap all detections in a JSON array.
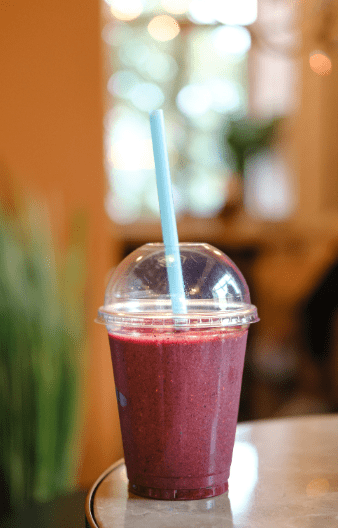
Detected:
[{"left": 150, "top": 109, "right": 187, "bottom": 314}]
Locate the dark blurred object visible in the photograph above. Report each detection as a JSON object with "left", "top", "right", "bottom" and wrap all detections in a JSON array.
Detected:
[
  {"left": 0, "top": 182, "right": 87, "bottom": 512},
  {"left": 218, "top": 172, "right": 243, "bottom": 219},
  {"left": 0, "top": 490, "right": 87, "bottom": 528},
  {"left": 301, "top": 258, "right": 338, "bottom": 411},
  {"left": 303, "top": 260, "right": 338, "bottom": 364},
  {"left": 222, "top": 116, "right": 282, "bottom": 176}
]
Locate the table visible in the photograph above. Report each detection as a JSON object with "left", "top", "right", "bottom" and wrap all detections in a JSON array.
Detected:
[{"left": 85, "top": 414, "right": 338, "bottom": 528}]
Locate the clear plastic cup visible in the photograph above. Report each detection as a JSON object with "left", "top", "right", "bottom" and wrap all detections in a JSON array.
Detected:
[{"left": 97, "top": 243, "right": 259, "bottom": 500}]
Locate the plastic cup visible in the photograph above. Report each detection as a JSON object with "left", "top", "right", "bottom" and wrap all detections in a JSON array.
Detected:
[{"left": 97, "top": 243, "right": 259, "bottom": 500}]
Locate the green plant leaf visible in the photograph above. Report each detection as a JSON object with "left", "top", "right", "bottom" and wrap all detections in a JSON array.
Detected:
[{"left": 0, "top": 194, "right": 88, "bottom": 508}]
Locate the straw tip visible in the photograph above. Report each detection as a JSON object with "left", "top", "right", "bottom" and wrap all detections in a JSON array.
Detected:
[{"left": 150, "top": 109, "right": 163, "bottom": 119}]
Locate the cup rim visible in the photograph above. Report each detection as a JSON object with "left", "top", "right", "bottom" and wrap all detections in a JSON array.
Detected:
[{"left": 96, "top": 301, "right": 259, "bottom": 329}]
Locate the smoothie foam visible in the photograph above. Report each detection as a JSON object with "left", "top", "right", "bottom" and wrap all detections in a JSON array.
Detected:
[{"left": 108, "top": 327, "right": 248, "bottom": 500}]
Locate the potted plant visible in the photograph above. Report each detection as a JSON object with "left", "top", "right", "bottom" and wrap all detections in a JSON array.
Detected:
[
  {"left": 220, "top": 115, "right": 282, "bottom": 217},
  {"left": 0, "top": 189, "right": 87, "bottom": 514}
]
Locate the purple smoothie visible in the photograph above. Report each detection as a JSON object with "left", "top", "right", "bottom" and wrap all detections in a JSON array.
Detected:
[{"left": 108, "top": 326, "right": 248, "bottom": 500}]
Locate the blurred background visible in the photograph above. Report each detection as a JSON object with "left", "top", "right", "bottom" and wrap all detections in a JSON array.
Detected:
[{"left": 1, "top": 0, "right": 338, "bottom": 520}]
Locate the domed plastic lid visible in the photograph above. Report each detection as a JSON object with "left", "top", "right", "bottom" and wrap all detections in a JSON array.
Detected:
[{"left": 97, "top": 243, "right": 259, "bottom": 330}]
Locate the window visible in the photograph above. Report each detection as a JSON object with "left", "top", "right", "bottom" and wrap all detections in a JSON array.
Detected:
[{"left": 101, "top": 0, "right": 256, "bottom": 223}]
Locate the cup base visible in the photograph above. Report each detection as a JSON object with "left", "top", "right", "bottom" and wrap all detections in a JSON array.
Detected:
[{"left": 129, "top": 481, "right": 228, "bottom": 501}]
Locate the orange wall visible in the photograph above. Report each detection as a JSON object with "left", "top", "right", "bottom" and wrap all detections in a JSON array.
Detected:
[{"left": 0, "top": 0, "right": 123, "bottom": 488}]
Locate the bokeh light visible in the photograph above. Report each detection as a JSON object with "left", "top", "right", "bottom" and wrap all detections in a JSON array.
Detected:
[
  {"left": 129, "top": 82, "right": 165, "bottom": 112},
  {"left": 144, "top": 52, "right": 178, "bottom": 82},
  {"left": 306, "top": 478, "right": 330, "bottom": 497},
  {"left": 161, "top": 0, "right": 191, "bottom": 15},
  {"left": 190, "top": 111, "right": 224, "bottom": 131},
  {"left": 309, "top": 51, "right": 332, "bottom": 75},
  {"left": 109, "top": 138, "right": 155, "bottom": 170},
  {"left": 188, "top": 0, "right": 257, "bottom": 26},
  {"left": 214, "top": 0, "right": 257, "bottom": 26},
  {"left": 212, "top": 25, "right": 251, "bottom": 57},
  {"left": 188, "top": 0, "right": 217, "bottom": 24},
  {"left": 205, "top": 78, "right": 242, "bottom": 113},
  {"left": 119, "top": 40, "right": 150, "bottom": 69},
  {"left": 108, "top": 0, "right": 143, "bottom": 21},
  {"left": 148, "top": 15, "right": 180, "bottom": 41},
  {"left": 107, "top": 70, "right": 140, "bottom": 98},
  {"left": 102, "top": 23, "right": 133, "bottom": 47},
  {"left": 177, "top": 80, "right": 242, "bottom": 116},
  {"left": 188, "top": 168, "right": 226, "bottom": 216},
  {"left": 188, "top": 133, "right": 222, "bottom": 168},
  {"left": 105, "top": 189, "right": 142, "bottom": 224},
  {"left": 105, "top": 107, "right": 150, "bottom": 144},
  {"left": 176, "top": 84, "right": 213, "bottom": 116},
  {"left": 244, "top": 151, "right": 295, "bottom": 220}
]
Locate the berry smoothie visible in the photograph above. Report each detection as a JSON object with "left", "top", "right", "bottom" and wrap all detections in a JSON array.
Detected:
[{"left": 108, "top": 326, "right": 248, "bottom": 500}]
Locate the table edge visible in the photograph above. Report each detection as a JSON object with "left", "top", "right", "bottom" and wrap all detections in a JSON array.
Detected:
[{"left": 85, "top": 458, "right": 126, "bottom": 528}]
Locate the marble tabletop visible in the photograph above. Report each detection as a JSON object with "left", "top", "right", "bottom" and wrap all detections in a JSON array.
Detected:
[{"left": 86, "top": 414, "right": 338, "bottom": 528}]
